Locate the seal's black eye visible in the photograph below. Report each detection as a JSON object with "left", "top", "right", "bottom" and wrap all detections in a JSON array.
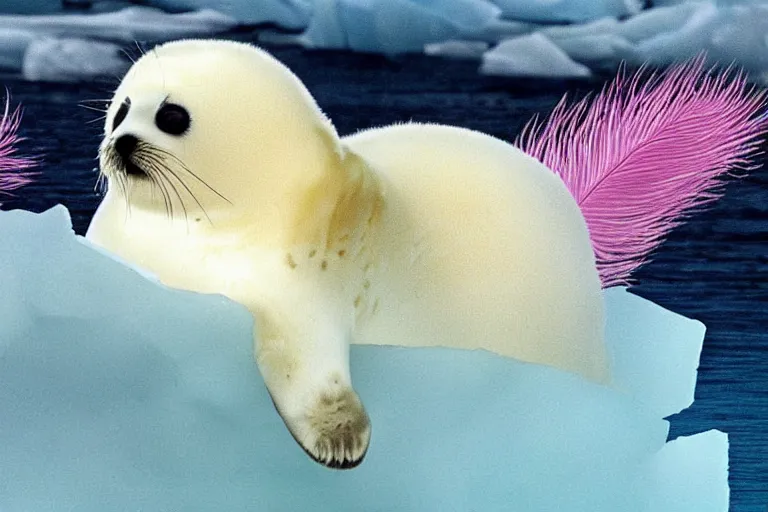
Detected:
[
  {"left": 112, "top": 98, "right": 130, "bottom": 132},
  {"left": 155, "top": 103, "right": 190, "bottom": 136}
]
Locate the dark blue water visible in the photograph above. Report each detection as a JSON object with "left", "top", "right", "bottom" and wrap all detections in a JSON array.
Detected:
[{"left": 3, "top": 45, "right": 767, "bottom": 510}]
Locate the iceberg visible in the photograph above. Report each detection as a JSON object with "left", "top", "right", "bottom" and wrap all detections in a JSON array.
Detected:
[
  {"left": 147, "top": 0, "right": 312, "bottom": 29},
  {"left": 22, "top": 37, "right": 128, "bottom": 83},
  {"left": 296, "top": 0, "right": 503, "bottom": 54},
  {"left": 424, "top": 40, "right": 489, "bottom": 60},
  {"left": 476, "top": 1, "right": 768, "bottom": 82},
  {"left": 615, "top": 2, "right": 709, "bottom": 43},
  {"left": 540, "top": 16, "right": 621, "bottom": 40},
  {"left": 0, "top": 205, "right": 729, "bottom": 511},
  {"left": 633, "top": 3, "right": 768, "bottom": 81},
  {"left": 548, "top": 33, "right": 639, "bottom": 68},
  {"left": 480, "top": 33, "right": 592, "bottom": 78},
  {"left": 0, "top": 6, "right": 237, "bottom": 79},
  {"left": 0, "top": 29, "right": 35, "bottom": 71},
  {"left": 0, "top": 7, "right": 237, "bottom": 44},
  {"left": 490, "top": 0, "right": 643, "bottom": 23},
  {"left": 1, "top": 1, "right": 767, "bottom": 83}
]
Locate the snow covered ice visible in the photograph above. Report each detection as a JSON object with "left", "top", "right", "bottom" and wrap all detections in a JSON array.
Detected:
[{"left": 0, "top": 205, "right": 729, "bottom": 511}]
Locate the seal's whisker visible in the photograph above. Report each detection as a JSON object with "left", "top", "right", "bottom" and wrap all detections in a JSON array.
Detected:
[
  {"left": 79, "top": 104, "right": 107, "bottom": 113},
  {"left": 156, "top": 169, "right": 175, "bottom": 220},
  {"left": 105, "top": 149, "right": 131, "bottom": 214},
  {"left": 134, "top": 154, "right": 175, "bottom": 219},
  {"left": 147, "top": 158, "right": 185, "bottom": 222},
  {"left": 114, "top": 167, "right": 130, "bottom": 218},
  {"left": 163, "top": 166, "right": 211, "bottom": 224},
  {"left": 141, "top": 151, "right": 195, "bottom": 224},
  {"left": 94, "top": 171, "right": 107, "bottom": 194},
  {"left": 150, "top": 146, "right": 231, "bottom": 204},
  {"left": 86, "top": 115, "right": 107, "bottom": 125},
  {"left": 120, "top": 48, "right": 137, "bottom": 65},
  {"left": 147, "top": 163, "right": 173, "bottom": 219},
  {"left": 142, "top": 150, "right": 209, "bottom": 224}
]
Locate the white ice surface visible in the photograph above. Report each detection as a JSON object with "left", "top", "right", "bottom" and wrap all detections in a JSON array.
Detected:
[
  {"left": 481, "top": 33, "right": 592, "bottom": 78},
  {"left": 646, "top": 430, "right": 730, "bottom": 511},
  {"left": 0, "top": 205, "right": 728, "bottom": 511}
]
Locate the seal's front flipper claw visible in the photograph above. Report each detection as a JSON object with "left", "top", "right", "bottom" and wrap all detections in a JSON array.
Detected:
[{"left": 272, "top": 385, "right": 371, "bottom": 469}]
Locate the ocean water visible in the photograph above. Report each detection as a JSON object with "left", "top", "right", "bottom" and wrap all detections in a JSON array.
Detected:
[{"left": 2, "top": 45, "right": 767, "bottom": 510}]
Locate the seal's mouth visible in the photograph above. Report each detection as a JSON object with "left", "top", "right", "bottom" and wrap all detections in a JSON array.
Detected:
[
  {"left": 98, "top": 138, "right": 231, "bottom": 221},
  {"left": 123, "top": 158, "right": 148, "bottom": 178},
  {"left": 111, "top": 135, "right": 148, "bottom": 179}
]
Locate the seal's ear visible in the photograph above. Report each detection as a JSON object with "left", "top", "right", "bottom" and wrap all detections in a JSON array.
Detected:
[{"left": 291, "top": 143, "right": 383, "bottom": 253}]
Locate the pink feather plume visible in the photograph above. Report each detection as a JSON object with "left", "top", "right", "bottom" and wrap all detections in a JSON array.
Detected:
[
  {"left": 0, "top": 95, "right": 36, "bottom": 200},
  {"left": 516, "top": 56, "right": 768, "bottom": 288}
]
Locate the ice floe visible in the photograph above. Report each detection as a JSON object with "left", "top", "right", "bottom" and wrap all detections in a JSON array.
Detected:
[
  {"left": 480, "top": 33, "right": 592, "bottom": 78},
  {"left": 0, "top": 204, "right": 729, "bottom": 511}
]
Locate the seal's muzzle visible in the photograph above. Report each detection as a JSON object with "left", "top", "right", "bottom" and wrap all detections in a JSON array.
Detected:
[{"left": 113, "top": 134, "right": 145, "bottom": 177}]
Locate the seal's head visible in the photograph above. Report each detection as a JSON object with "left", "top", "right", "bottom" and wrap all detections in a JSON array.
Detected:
[
  {"left": 100, "top": 39, "right": 343, "bottom": 234},
  {"left": 99, "top": 40, "right": 374, "bottom": 469}
]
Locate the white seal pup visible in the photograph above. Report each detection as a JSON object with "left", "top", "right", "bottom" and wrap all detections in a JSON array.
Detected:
[{"left": 86, "top": 39, "right": 608, "bottom": 469}]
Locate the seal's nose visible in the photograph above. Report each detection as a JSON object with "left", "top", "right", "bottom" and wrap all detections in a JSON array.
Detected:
[{"left": 114, "top": 134, "right": 138, "bottom": 161}]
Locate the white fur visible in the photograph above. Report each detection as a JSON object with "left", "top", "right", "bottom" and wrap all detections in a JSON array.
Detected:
[{"left": 86, "top": 39, "right": 608, "bottom": 468}]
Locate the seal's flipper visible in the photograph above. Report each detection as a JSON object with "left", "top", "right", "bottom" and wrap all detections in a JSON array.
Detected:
[
  {"left": 285, "top": 387, "right": 371, "bottom": 469},
  {"left": 265, "top": 372, "right": 371, "bottom": 469}
]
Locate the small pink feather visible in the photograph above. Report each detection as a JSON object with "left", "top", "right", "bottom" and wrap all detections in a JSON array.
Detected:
[
  {"left": 516, "top": 56, "right": 768, "bottom": 288},
  {"left": 0, "top": 95, "right": 36, "bottom": 200}
]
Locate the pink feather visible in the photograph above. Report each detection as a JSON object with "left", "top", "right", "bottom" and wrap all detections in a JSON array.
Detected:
[
  {"left": 515, "top": 56, "right": 768, "bottom": 288},
  {"left": 0, "top": 94, "right": 36, "bottom": 201}
]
